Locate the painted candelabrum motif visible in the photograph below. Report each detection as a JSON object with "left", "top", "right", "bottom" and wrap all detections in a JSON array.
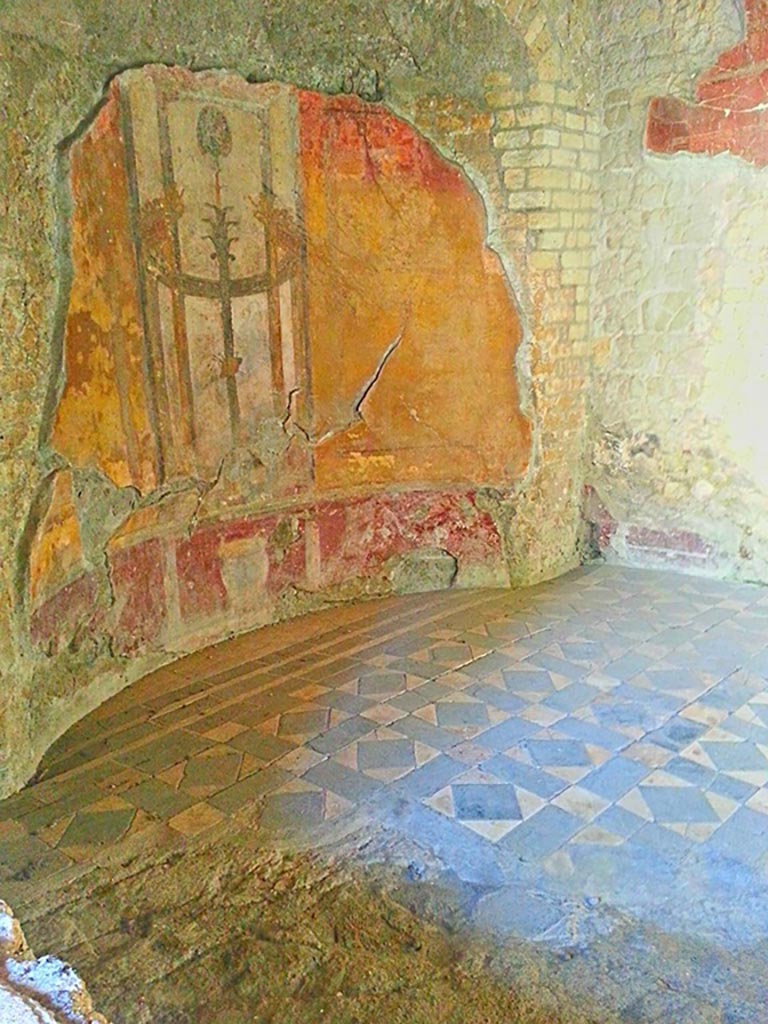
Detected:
[{"left": 120, "top": 77, "right": 311, "bottom": 484}]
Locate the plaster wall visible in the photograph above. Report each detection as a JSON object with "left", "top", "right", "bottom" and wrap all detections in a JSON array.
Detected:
[
  {"left": 589, "top": 1, "right": 768, "bottom": 578},
  {"left": 0, "top": 0, "right": 599, "bottom": 796}
]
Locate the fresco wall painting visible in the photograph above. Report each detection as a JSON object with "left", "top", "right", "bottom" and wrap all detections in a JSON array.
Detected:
[{"left": 26, "top": 67, "right": 530, "bottom": 656}]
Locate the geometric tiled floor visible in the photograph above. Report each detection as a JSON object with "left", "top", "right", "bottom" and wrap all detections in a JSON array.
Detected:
[{"left": 3, "top": 565, "right": 768, "bottom": 1021}]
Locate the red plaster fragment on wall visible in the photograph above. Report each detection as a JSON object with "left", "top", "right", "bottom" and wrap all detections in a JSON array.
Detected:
[
  {"left": 29, "top": 488, "right": 505, "bottom": 656},
  {"left": 310, "top": 490, "right": 502, "bottom": 588},
  {"left": 110, "top": 538, "right": 167, "bottom": 654},
  {"left": 625, "top": 525, "right": 714, "bottom": 557},
  {"left": 646, "top": 0, "right": 768, "bottom": 165},
  {"left": 176, "top": 532, "right": 228, "bottom": 621},
  {"left": 30, "top": 573, "right": 101, "bottom": 654},
  {"left": 298, "top": 91, "right": 463, "bottom": 194},
  {"left": 266, "top": 520, "right": 307, "bottom": 596},
  {"left": 623, "top": 525, "right": 718, "bottom": 572}
]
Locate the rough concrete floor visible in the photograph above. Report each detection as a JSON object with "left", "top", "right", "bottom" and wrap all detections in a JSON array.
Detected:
[{"left": 2, "top": 566, "right": 768, "bottom": 1022}]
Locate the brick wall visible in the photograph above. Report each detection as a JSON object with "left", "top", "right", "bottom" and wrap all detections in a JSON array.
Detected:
[{"left": 490, "top": 1, "right": 600, "bottom": 580}]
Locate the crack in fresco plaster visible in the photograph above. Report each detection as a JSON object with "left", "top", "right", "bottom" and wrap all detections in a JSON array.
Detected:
[
  {"left": 313, "top": 326, "right": 406, "bottom": 446},
  {"left": 353, "top": 329, "right": 405, "bottom": 420},
  {"left": 280, "top": 387, "right": 312, "bottom": 446},
  {"left": 185, "top": 463, "right": 227, "bottom": 541}
]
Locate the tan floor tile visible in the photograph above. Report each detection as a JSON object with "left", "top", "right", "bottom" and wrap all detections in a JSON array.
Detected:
[
  {"left": 624, "top": 742, "right": 674, "bottom": 768},
  {"left": 746, "top": 789, "right": 768, "bottom": 817},
  {"left": 547, "top": 765, "right": 592, "bottom": 784},
  {"left": 239, "top": 754, "right": 266, "bottom": 779},
  {"left": 413, "top": 705, "right": 438, "bottom": 726},
  {"left": 680, "top": 704, "right": 729, "bottom": 727},
  {"left": 274, "top": 748, "right": 327, "bottom": 776},
  {"left": 59, "top": 844, "right": 101, "bottom": 864},
  {"left": 617, "top": 788, "right": 653, "bottom": 821},
  {"left": 571, "top": 825, "right": 624, "bottom": 847},
  {"left": 324, "top": 792, "right": 354, "bottom": 820},
  {"left": 519, "top": 704, "right": 565, "bottom": 727},
  {"left": 96, "top": 767, "right": 146, "bottom": 794},
  {"left": 515, "top": 788, "right": 547, "bottom": 819},
  {"left": 424, "top": 786, "right": 455, "bottom": 818},
  {"left": 435, "top": 671, "right": 476, "bottom": 690},
  {"left": 168, "top": 801, "right": 226, "bottom": 836},
  {"left": 664, "top": 822, "right": 719, "bottom": 843},
  {"left": 292, "top": 683, "right": 332, "bottom": 701},
  {"left": 203, "top": 721, "right": 249, "bottom": 742},
  {"left": 462, "top": 818, "right": 520, "bottom": 842},
  {"left": 88, "top": 794, "right": 136, "bottom": 813},
  {"left": 360, "top": 704, "right": 407, "bottom": 725},
  {"left": 729, "top": 770, "right": 768, "bottom": 787},
  {"left": 39, "top": 815, "right": 76, "bottom": 848},
  {"left": 156, "top": 762, "right": 187, "bottom": 789},
  {"left": 123, "top": 808, "right": 158, "bottom": 839},
  {"left": 333, "top": 746, "right": 358, "bottom": 771}
]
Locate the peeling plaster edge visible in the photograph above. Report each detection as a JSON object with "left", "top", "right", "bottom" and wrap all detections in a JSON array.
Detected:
[
  {"left": 381, "top": 92, "right": 545, "bottom": 585},
  {"left": 385, "top": 102, "right": 542, "bottom": 499}
]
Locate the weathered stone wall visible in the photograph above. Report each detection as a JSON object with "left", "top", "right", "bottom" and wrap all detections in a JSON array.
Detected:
[
  {"left": 588, "top": 1, "right": 768, "bottom": 579},
  {"left": 0, "top": 0, "right": 598, "bottom": 796}
]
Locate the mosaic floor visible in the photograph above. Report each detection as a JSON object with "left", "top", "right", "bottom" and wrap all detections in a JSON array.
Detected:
[{"left": 3, "top": 565, "right": 768, "bottom": 1021}]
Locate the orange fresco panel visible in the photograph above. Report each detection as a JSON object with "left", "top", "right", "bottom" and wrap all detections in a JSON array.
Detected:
[
  {"left": 50, "top": 72, "right": 529, "bottom": 507},
  {"left": 298, "top": 92, "right": 529, "bottom": 491},
  {"left": 52, "top": 92, "right": 157, "bottom": 492},
  {"left": 28, "top": 470, "right": 85, "bottom": 609}
]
